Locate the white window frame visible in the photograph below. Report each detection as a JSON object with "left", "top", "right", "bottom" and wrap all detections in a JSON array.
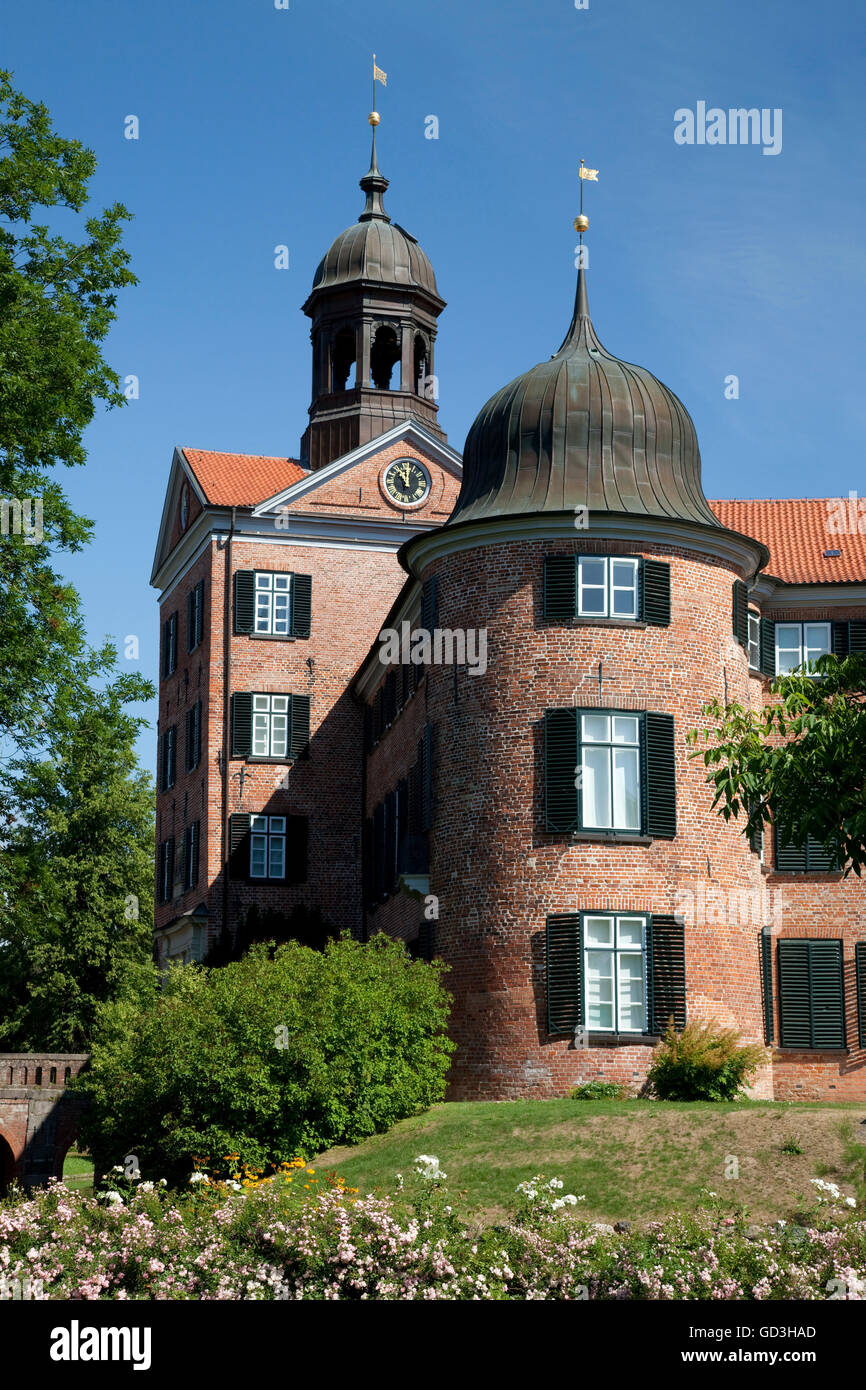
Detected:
[
  {"left": 580, "top": 713, "right": 641, "bottom": 832},
  {"left": 747, "top": 610, "right": 760, "bottom": 670},
  {"left": 577, "top": 556, "right": 639, "bottom": 620},
  {"left": 775, "top": 621, "right": 831, "bottom": 676},
  {"left": 254, "top": 572, "right": 292, "bottom": 636},
  {"left": 252, "top": 694, "right": 290, "bottom": 759},
  {"left": 583, "top": 913, "right": 648, "bottom": 1033},
  {"left": 249, "top": 815, "right": 287, "bottom": 880}
]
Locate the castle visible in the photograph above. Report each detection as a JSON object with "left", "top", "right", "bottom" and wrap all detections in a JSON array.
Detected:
[{"left": 151, "top": 125, "right": 866, "bottom": 1103}]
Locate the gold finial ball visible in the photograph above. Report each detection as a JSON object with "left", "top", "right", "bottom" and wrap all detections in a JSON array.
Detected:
[
  {"left": 574, "top": 214, "right": 589, "bottom": 233},
  {"left": 369, "top": 111, "right": 381, "bottom": 126}
]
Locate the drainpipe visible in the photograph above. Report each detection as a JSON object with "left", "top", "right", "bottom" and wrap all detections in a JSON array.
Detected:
[{"left": 221, "top": 507, "right": 236, "bottom": 948}]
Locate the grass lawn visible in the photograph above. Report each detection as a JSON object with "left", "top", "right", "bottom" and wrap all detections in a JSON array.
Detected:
[
  {"left": 316, "top": 1098, "right": 866, "bottom": 1224},
  {"left": 62, "top": 1150, "right": 94, "bottom": 1193}
]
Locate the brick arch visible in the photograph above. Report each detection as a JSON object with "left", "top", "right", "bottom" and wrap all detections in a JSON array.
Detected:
[
  {"left": 0, "top": 1055, "right": 89, "bottom": 1191},
  {"left": 0, "top": 1132, "right": 14, "bottom": 1196}
]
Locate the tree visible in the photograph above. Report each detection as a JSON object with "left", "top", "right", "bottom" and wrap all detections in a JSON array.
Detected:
[
  {"left": 0, "top": 70, "right": 135, "bottom": 752},
  {"left": 0, "top": 655, "right": 156, "bottom": 1050},
  {"left": 77, "top": 936, "right": 456, "bottom": 1185},
  {"left": 689, "top": 653, "right": 866, "bottom": 876}
]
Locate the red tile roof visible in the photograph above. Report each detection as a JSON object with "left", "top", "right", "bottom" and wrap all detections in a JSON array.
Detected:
[
  {"left": 710, "top": 498, "right": 866, "bottom": 585},
  {"left": 182, "top": 448, "right": 307, "bottom": 506}
]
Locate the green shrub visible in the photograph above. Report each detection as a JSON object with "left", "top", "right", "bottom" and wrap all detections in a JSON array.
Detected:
[
  {"left": 77, "top": 935, "right": 455, "bottom": 1185},
  {"left": 645, "top": 1020, "right": 767, "bottom": 1101},
  {"left": 569, "top": 1081, "right": 625, "bottom": 1100}
]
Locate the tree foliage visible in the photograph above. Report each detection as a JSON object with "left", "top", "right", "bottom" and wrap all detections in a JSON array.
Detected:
[
  {"left": 0, "top": 70, "right": 135, "bottom": 751},
  {"left": 77, "top": 936, "right": 456, "bottom": 1185},
  {"left": 0, "top": 655, "right": 155, "bottom": 1050},
  {"left": 689, "top": 653, "right": 866, "bottom": 876}
]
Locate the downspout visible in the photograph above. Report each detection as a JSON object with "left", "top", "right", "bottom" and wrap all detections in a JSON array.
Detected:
[{"left": 221, "top": 507, "right": 236, "bottom": 947}]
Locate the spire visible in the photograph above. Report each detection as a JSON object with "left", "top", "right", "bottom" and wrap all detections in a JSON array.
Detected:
[
  {"left": 359, "top": 112, "right": 390, "bottom": 222},
  {"left": 554, "top": 160, "right": 596, "bottom": 355}
]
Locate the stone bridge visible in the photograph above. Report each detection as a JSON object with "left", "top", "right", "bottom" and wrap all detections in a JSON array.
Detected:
[{"left": 0, "top": 1055, "right": 89, "bottom": 1193}]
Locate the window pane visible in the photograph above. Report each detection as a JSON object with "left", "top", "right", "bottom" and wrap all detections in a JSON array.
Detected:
[
  {"left": 253, "top": 695, "right": 270, "bottom": 710},
  {"left": 252, "top": 713, "right": 270, "bottom": 757},
  {"left": 612, "top": 716, "right": 639, "bottom": 745},
  {"left": 271, "top": 696, "right": 289, "bottom": 713},
  {"left": 269, "top": 836, "right": 285, "bottom": 878},
  {"left": 578, "top": 558, "right": 607, "bottom": 616},
  {"left": 273, "top": 592, "right": 290, "bottom": 634},
  {"left": 585, "top": 950, "right": 614, "bottom": 1030},
  {"left": 250, "top": 815, "right": 268, "bottom": 833},
  {"left": 270, "top": 715, "right": 288, "bottom": 757},
  {"left": 612, "top": 748, "right": 640, "bottom": 830},
  {"left": 255, "top": 573, "right": 272, "bottom": 589},
  {"left": 274, "top": 575, "right": 290, "bottom": 590},
  {"left": 618, "top": 953, "right": 645, "bottom": 1032},
  {"left": 581, "top": 714, "right": 610, "bottom": 743},
  {"left": 250, "top": 835, "right": 267, "bottom": 877},
  {"left": 255, "top": 591, "right": 272, "bottom": 634},
  {"left": 269, "top": 817, "right": 286, "bottom": 834},
  {"left": 611, "top": 561, "right": 638, "bottom": 617},
  {"left": 776, "top": 624, "right": 802, "bottom": 674},
  {"left": 617, "top": 917, "right": 644, "bottom": 949},
  {"left": 804, "top": 623, "right": 831, "bottom": 664},
  {"left": 582, "top": 747, "right": 611, "bottom": 828},
  {"left": 584, "top": 916, "right": 614, "bottom": 946}
]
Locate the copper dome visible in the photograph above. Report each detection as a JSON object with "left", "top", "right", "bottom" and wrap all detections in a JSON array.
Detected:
[{"left": 451, "top": 268, "right": 719, "bottom": 528}]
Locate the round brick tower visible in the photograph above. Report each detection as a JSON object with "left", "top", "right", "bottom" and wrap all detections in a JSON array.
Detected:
[{"left": 401, "top": 264, "right": 773, "bottom": 1100}]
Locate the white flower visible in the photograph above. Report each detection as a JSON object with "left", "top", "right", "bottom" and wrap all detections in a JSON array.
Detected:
[
  {"left": 111, "top": 1165, "right": 124, "bottom": 1174},
  {"left": 159, "top": 1179, "right": 167, "bottom": 1187},
  {"left": 189, "top": 1172, "right": 208, "bottom": 1185},
  {"left": 547, "top": 1178, "right": 564, "bottom": 1190},
  {"left": 414, "top": 1155, "right": 446, "bottom": 1181},
  {"left": 845, "top": 1197, "right": 857, "bottom": 1209},
  {"left": 139, "top": 1182, "right": 155, "bottom": 1193},
  {"left": 227, "top": 1181, "right": 243, "bottom": 1192},
  {"left": 104, "top": 1191, "right": 123, "bottom": 1204}
]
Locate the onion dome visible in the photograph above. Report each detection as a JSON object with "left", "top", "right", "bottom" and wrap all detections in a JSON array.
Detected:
[
  {"left": 310, "top": 131, "right": 440, "bottom": 299},
  {"left": 451, "top": 266, "right": 720, "bottom": 528}
]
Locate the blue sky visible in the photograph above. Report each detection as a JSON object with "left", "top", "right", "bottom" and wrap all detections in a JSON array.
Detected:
[{"left": 5, "top": 0, "right": 865, "bottom": 765}]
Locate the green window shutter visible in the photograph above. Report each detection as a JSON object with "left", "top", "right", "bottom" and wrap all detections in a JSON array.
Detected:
[
  {"left": 642, "top": 560, "right": 671, "bottom": 627},
  {"left": 546, "top": 913, "right": 583, "bottom": 1033},
  {"left": 373, "top": 802, "right": 386, "bottom": 903},
  {"left": 421, "top": 574, "right": 439, "bottom": 634},
  {"left": 779, "top": 939, "right": 844, "bottom": 1049},
  {"left": 778, "top": 939, "right": 811, "bottom": 1047},
  {"left": 185, "top": 706, "right": 193, "bottom": 772},
  {"left": 401, "top": 661, "right": 412, "bottom": 707},
  {"left": 760, "top": 928, "right": 775, "bottom": 1044},
  {"left": 805, "top": 834, "right": 839, "bottom": 872},
  {"left": 234, "top": 571, "right": 255, "bottom": 634},
  {"left": 186, "top": 588, "right": 195, "bottom": 652},
  {"left": 231, "top": 692, "right": 253, "bottom": 758},
  {"left": 810, "top": 940, "right": 845, "bottom": 1048},
  {"left": 384, "top": 790, "right": 397, "bottom": 894},
  {"left": 748, "top": 800, "right": 763, "bottom": 856},
  {"left": 194, "top": 700, "right": 202, "bottom": 767},
  {"left": 774, "top": 823, "right": 807, "bottom": 872},
  {"left": 832, "top": 621, "right": 850, "bottom": 658},
  {"left": 544, "top": 708, "right": 579, "bottom": 833},
  {"left": 384, "top": 669, "right": 397, "bottom": 725},
  {"left": 175, "top": 832, "right": 186, "bottom": 895},
  {"left": 372, "top": 687, "right": 383, "bottom": 743},
  {"left": 161, "top": 619, "right": 169, "bottom": 677},
  {"left": 421, "top": 724, "right": 433, "bottom": 832},
  {"left": 189, "top": 821, "right": 200, "bottom": 889},
  {"left": 285, "top": 815, "right": 308, "bottom": 885},
  {"left": 396, "top": 776, "right": 409, "bottom": 874},
  {"left": 228, "top": 813, "right": 251, "bottom": 881},
  {"left": 849, "top": 621, "right": 866, "bottom": 653},
  {"left": 543, "top": 555, "right": 577, "bottom": 620},
  {"left": 290, "top": 573, "right": 312, "bottom": 638},
  {"left": 289, "top": 693, "right": 311, "bottom": 759},
  {"left": 759, "top": 618, "right": 776, "bottom": 677},
  {"left": 408, "top": 754, "right": 421, "bottom": 835},
  {"left": 732, "top": 580, "right": 749, "bottom": 648},
  {"left": 644, "top": 712, "right": 677, "bottom": 839},
  {"left": 649, "top": 914, "right": 686, "bottom": 1034},
  {"left": 856, "top": 943, "right": 866, "bottom": 1049}
]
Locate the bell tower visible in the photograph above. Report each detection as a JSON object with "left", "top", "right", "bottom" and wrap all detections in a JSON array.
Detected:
[{"left": 300, "top": 115, "right": 447, "bottom": 471}]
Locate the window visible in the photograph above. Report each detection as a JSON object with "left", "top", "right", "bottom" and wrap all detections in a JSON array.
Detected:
[
  {"left": 777, "top": 939, "right": 845, "bottom": 1049},
  {"left": 774, "top": 824, "right": 840, "bottom": 873},
  {"left": 161, "top": 612, "right": 178, "bottom": 678},
  {"left": 250, "top": 815, "right": 286, "bottom": 880},
  {"left": 183, "top": 821, "right": 200, "bottom": 891},
  {"left": 252, "top": 694, "right": 290, "bottom": 758},
  {"left": 584, "top": 914, "right": 647, "bottom": 1032},
  {"left": 185, "top": 700, "right": 202, "bottom": 772},
  {"left": 161, "top": 726, "right": 177, "bottom": 792},
  {"left": 775, "top": 621, "right": 831, "bottom": 675},
  {"left": 543, "top": 555, "right": 670, "bottom": 626},
  {"left": 255, "top": 572, "right": 292, "bottom": 636},
  {"left": 157, "top": 838, "right": 174, "bottom": 903},
  {"left": 545, "top": 707, "right": 676, "bottom": 839},
  {"left": 578, "top": 556, "right": 639, "bottom": 619},
  {"left": 581, "top": 713, "right": 641, "bottom": 832},
  {"left": 545, "top": 912, "right": 685, "bottom": 1036},
  {"left": 747, "top": 611, "right": 760, "bottom": 670},
  {"left": 234, "top": 570, "right": 312, "bottom": 639},
  {"left": 187, "top": 580, "right": 204, "bottom": 653}
]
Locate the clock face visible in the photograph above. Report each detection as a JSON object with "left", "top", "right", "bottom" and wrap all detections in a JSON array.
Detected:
[{"left": 382, "top": 457, "right": 431, "bottom": 507}]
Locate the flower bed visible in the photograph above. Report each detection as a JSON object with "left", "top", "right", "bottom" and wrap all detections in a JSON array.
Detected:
[{"left": 0, "top": 1160, "right": 863, "bottom": 1301}]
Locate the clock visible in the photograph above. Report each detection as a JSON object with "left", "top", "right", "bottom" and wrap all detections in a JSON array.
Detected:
[{"left": 380, "top": 457, "right": 432, "bottom": 509}]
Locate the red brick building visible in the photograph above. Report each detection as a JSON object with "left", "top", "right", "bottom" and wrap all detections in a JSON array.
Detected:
[{"left": 152, "top": 133, "right": 866, "bottom": 1102}]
